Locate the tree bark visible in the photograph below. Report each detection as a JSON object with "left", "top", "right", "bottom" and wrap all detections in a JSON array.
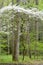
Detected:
[
  {"left": 11, "top": 0, "right": 20, "bottom": 61},
  {"left": 26, "top": 18, "right": 31, "bottom": 58},
  {"left": 12, "top": 13, "right": 20, "bottom": 61},
  {"left": 34, "top": 20, "right": 38, "bottom": 58},
  {"left": 35, "top": 0, "right": 39, "bottom": 5}
]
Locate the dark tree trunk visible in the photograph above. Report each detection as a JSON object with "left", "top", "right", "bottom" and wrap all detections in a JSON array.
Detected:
[{"left": 35, "top": 0, "right": 39, "bottom": 5}]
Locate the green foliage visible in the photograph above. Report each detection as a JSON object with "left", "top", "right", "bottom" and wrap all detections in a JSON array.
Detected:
[
  {"left": 0, "top": 55, "right": 43, "bottom": 63},
  {"left": 0, "top": 0, "right": 43, "bottom": 10},
  {"left": 0, "top": 0, "right": 43, "bottom": 62}
]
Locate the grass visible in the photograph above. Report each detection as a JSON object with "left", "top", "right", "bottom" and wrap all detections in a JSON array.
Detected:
[
  {"left": 0, "top": 55, "right": 43, "bottom": 63},
  {"left": 0, "top": 55, "right": 12, "bottom": 63},
  {"left": 0, "top": 55, "right": 31, "bottom": 63}
]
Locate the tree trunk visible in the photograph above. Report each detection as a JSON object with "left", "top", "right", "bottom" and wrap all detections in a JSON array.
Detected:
[
  {"left": 12, "top": 13, "right": 20, "bottom": 61},
  {"left": 0, "top": 20, "right": 2, "bottom": 55},
  {"left": 26, "top": 19, "right": 31, "bottom": 58},
  {"left": 34, "top": 20, "right": 38, "bottom": 58},
  {"left": 11, "top": 0, "right": 20, "bottom": 61},
  {"left": 35, "top": 0, "right": 39, "bottom": 5}
]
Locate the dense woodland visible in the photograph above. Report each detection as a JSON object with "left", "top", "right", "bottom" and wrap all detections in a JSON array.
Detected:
[{"left": 0, "top": 0, "right": 43, "bottom": 63}]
